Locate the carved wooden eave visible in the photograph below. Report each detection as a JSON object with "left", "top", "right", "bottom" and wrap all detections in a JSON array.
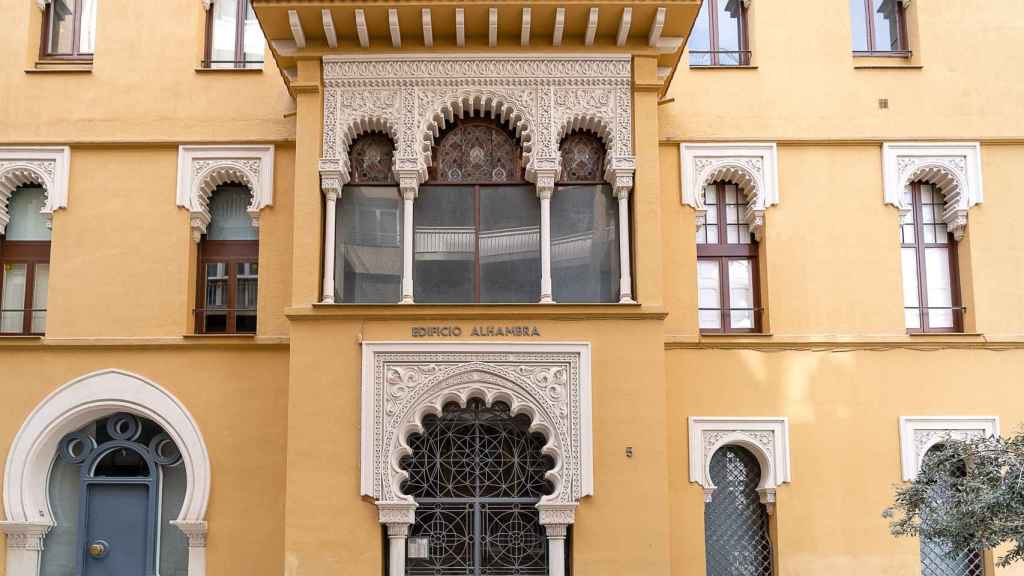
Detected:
[{"left": 251, "top": 1, "right": 701, "bottom": 97}]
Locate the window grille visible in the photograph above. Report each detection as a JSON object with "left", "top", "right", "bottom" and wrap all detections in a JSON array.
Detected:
[
  {"left": 919, "top": 445, "right": 984, "bottom": 576},
  {"left": 401, "top": 399, "right": 552, "bottom": 575},
  {"left": 559, "top": 132, "right": 606, "bottom": 183},
  {"left": 349, "top": 133, "right": 397, "bottom": 185},
  {"left": 705, "top": 446, "right": 772, "bottom": 576},
  {"left": 432, "top": 123, "right": 521, "bottom": 184}
]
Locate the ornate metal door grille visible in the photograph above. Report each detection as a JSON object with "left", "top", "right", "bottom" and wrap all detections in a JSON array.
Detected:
[
  {"left": 705, "top": 446, "right": 773, "bottom": 576},
  {"left": 401, "top": 399, "right": 552, "bottom": 576}
]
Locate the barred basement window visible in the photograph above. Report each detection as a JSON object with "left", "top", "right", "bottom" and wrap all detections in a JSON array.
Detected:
[
  {"left": 705, "top": 445, "right": 772, "bottom": 576},
  {"left": 919, "top": 444, "right": 984, "bottom": 576}
]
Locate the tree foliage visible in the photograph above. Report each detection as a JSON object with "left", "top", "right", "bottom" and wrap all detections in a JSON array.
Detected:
[{"left": 884, "top": 434, "right": 1024, "bottom": 566}]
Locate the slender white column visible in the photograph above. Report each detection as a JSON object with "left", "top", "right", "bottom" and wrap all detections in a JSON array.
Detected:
[
  {"left": 401, "top": 192, "right": 415, "bottom": 304},
  {"left": 545, "top": 524, "right": 568, "bottom": 576},
  {"left": 539, "top": 190, "right": 554, "bottom": 303},
  {"left": 322, "top": 189, "right": 339, "bottom": 303},
  {"left": 616, "top": 190, "right": 635, "bottom": 303},
  {"left": 387, "top": 523, "right": 409, "bottom": 576}
]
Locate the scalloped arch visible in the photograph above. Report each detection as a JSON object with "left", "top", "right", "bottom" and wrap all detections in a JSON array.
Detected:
[
  {"left": 702, "top": 433, "right": 775, "bottom": 496},
  {"left": 339, "top": 117, "right": 400, "bottom": 184},
  {"left": 695, "top": 161, "right": 765, "bottom": 240},
  {"left": 0, "top": 164, "right": 51, "bottom": 234}
]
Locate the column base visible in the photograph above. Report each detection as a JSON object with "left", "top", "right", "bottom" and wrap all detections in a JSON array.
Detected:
[
  {"left": 539, "top": 295, "right": 556, "bottom": 304},
  {"left": 321, "top": 297, "right": 335, "bottom": 304},
  {"left": 618, "top": 296, "right": 637, "bottom": 304},
  {"left": 400, "top": 296, "right": 415, "bottom": 305}
]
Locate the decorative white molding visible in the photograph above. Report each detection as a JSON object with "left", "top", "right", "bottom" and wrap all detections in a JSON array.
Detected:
[
  {"left": 355, "top": 9, "right": 369, "bottom": 48},
  {"left": 288, "top": 10, "right": 307, "bottom": 49},
  {"left": 2, "top": 369, "right": 211, "bottom": 576},
  {"left": 882, "top": 142, "right": 983, "bottom": 241},
  {"left": 388, "top": 9, "right": 401, "bottom": 48},
  {"left": 322, "top": 9, "right": 338, "bottom": 49},
  {"left": 421, "top": 9, "right": 433, "bottom": 48},
  {"left": 0, "top": 146, "right": 70, "bottom": 233},
  {"left": 36, "top": 0, "right": 50, "bottom": 10},
  {"left": 320, "top": 54, "right": 635, "bottom": 195},
  {"left": 688, "top": 417, "right": 791, "bottom": 510},
  {"left": 176, "top": 145, "right": 274, "bottom": 242},
  {"left": 520, "top": 7, "right": 531, "bottom": 47},
  {"left": 616, "top": 7, "right": 632, "bottom": 47},
  {"left": 680, "top": 143, "right": 779, "bottom": 241},
  {"left": 200, "top": 0, "right": 213, "bottom": 10},
  {"left": 489, "top": 8, "right": 499, "bottom": 47},
  {"left": 898, "top": 416, "right": 999, "bottom": 481},
  {"left": 455, "top": 9, "right": 465, "bottom": 47},
  {"left": 648, "top": 7, "right": 666, "bottom": 47},
  {"left": 584, "top": 8, "right": 599, "bottom": 47},
  {"left": 552, "top": 9, "right": 565, "bottom": 47},
  {"left": 361, "top": 342, "right": 593, "bottom": 512}
]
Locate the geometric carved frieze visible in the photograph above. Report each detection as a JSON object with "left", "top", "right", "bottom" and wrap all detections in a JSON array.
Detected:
[
  {"left": 361, "top": 342, "right": 593, "bottom": 521},
  {"left": 898, "top": 416, "right": 999, "bottom": 481},
  {"left": 176, "top": 145, "right": 275, "bottom": 242},
  {"left": 882, "top": 142, "right": 983, "bottom": 241},
  {"left": 688, "top": 417, "right": 791, "bottom": 510},
  {"left": 0, "top": 146, "right": 71, "bottom": 234},
  {"left": 679, "top": 143, "right": 779, "bottom": 241},
  {"left": 320, "top": 54, "right": 635, "bottom": 198}
]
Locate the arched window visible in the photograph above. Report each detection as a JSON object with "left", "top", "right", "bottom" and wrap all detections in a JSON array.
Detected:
[
  {"left": 196, "top": 185, "right": 258, "bottom": 333},
  {"left": 705, "top": 445, "right": 773, "bottom": 576},
  {"left": 919, "top": 444, "right": 984, "bottom": 576},
  {"left": 697, "top": 182, "right": 760, "bottom": 333},
  {"left": 553, "top": 132, "right": 619, "bottom": 303},
  {"left": 335, "top": 133, "right": 403, "bottom": 303},
  {"left": 1, "top": 186, "right": 50, "bottom": 335},
  {"left": 401, "top": 399, "right": 553, "bottom": 575},
  {"left": 688, "top": 0, "right": 750, "bottom": 66},
  {"left": 900, "top": 182, "right": 963, "bottom": 332},
  {"left": 415, "top": 120, "right": 540, "bottom": 303},
  {"left": 41, "top": 413, "right": 187, "bottom": 576}
]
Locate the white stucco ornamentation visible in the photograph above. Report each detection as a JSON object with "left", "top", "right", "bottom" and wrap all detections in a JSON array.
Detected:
[
  {"left": 898, "top": 416, "right": 999, "bottom": 481},
  {"left": 0, "top": 147, "right": 71, "bottom": 234},
  {"left": 176, "top": 145, "right": 275, "bottom": 242},
  {"left": 0, "top": 369, "right": 211, "bottom": 576},
  {"left": 688, "top": 417, "right": 790, "bottom": 511},
  {"left": 679, "top": 143, "right": 779, "bottom": 240},
  {"left": 882, "top": 142, "right": 983, "bottom": 241},
  {"left": 319, "top": 54, "right": 635, "bottom": 196},
  {"left": 361, "top": 342, "right": 593, "bottom": 517}
]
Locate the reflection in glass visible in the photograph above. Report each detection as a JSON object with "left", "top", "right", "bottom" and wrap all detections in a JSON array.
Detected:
[
  {"left": 688, "top": 1, "right": 712, "bottom": 66},
  {"left": 48, "top": 0, "right": 76, "bottom": 55},
  {"left": 872, "top": 0, "right": 901, "bottom": 52},
  {"left": 849, "top": 0, "right": 870, "bottom": 51},
  {"left": 337, "top": 186, "right": 403, "bottom": 303},
  {"left": 551, "top": 185, "right": 619, "bottom": 303},
  {"left": 32, "top": 263, "right": 49, "bottom": 334},
  {"left": 901, "top": 247, "right": 920, "bottom": 329},
  {"left": 729, "top": 259, "right": 754, "bottom": 329},
  {"left": 242, "top": 0, "right": 265, "bottom": 66},
  {"left": 6, "top": 187, "right": 51, "bottom": 241},
  {"left": 480, "top": 186, "right": 540, "bottom": 303},
  {"left": 79, "top": 0, "right": 97, "bottom": 54},
  {"left": 204, "top": 263, "right": 228, "bottom": 333},
  {"left": 716, "top": 0, "right": 744, "bottom": 66},
  {"left": 211, "top": 0, "right": 238, "bottom": 67},
  {"left": 208, "top": 187, "right": 257, "bottom": 241},
  {"left": 236, "top": 262, "right": 258, "bottom": 333},
  {"left": 698, "top": 260, "right": 721, "bottom": 330},
  {"left": 1, "top": 263, "right": 27, "bottom": 333},
  {"left": 414, "top": 187, "right": 476, "bottom": 303}
]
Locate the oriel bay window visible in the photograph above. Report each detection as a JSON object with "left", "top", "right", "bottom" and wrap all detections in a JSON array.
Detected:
[
  {"left": 697, "top": 182, "right": 761, "bottom": 333},
  {"left": 849, "top": 0, "right": 909, "bottom": 56},
  {"left": 900, "top": 183, "right": 963, "bottom": 333},
  {"left": 204, "top": 0, "right": 265, "bottom": 69},
  {"left": 0, "top": 187, "right": 50, "bottom": 335},
  {"left": 196, "top": 186, "right": 258, "bottom": 333},
  {"left": 41, "top": 0, "right": 97, "bottom": 60},
  {"left": 688, "top": 0, "right": 750, "bottom": 66}
]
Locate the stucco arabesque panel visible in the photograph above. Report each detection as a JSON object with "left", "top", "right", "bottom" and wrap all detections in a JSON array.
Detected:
[
  {"left": 369, "top": 350, "right": 587, "bottom": 511},
  {"left": 319, "top": 55, "right": 635, "bottom": 196}
]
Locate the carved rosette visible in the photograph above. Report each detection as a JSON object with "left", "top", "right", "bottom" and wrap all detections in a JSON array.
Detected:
[
  {"left": 365, "top": 347, "right": 591, "bottom": 521},
  {"left": 321, "top": 55, "right": 635, "bottom": 197}
]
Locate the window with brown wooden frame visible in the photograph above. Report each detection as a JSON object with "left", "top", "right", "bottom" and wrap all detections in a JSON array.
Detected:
[
  {"left": 697, "top": 182, "right": 761, "bottom": 333},
  {"left": 849, "top": 0, "right": 910, "bottom": 56},
  {"left": 40, "top": 0, "right": 97, "bottom": 60},
  {"left": 900, "top": 183, "right": 964, "bottom": 333},
  {"left": 1, "top": 187, "right": 51, "bottom": 336},
  {"left": 204, "top": 0, "right": 265, "bottom": 69},
  {"left": 195, "top": 186, "right": 259, "bottom": 334},
  {"left": 688, "top": 0, "right": 751, "bottom": 67}
]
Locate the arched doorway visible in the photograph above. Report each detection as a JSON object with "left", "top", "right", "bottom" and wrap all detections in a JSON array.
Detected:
[{"left": 401, "top": 399, "right": 553, "bottom": 576}]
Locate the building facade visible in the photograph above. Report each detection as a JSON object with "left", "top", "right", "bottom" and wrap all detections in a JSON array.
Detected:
[{"left": 1, "top": 0, "right": 1023, "bottom": 575}]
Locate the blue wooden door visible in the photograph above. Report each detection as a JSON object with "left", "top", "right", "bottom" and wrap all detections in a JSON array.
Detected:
[{"left": 82, "top": 483, "right": 150, "bottom": 576}]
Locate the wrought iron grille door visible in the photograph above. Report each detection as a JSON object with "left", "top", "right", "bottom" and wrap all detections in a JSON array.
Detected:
[
  {"left": 704, "top": 446, "right": 773, "bottom": 576},
  {"left": 401, "top": 399, "right": 553, "bottom": 576}
]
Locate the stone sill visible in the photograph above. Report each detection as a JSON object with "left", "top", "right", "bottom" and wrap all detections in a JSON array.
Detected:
[
  {"left": 291, "top": 303, "right": 664, "bottom": 321},
  {"left": 26, "top": 62, "right": 93, "bottom": 73},
  {"left": 194, "top": 66, "right": 264, "bottom": 73},
  {"left": 688, "top": 65, "right": 758, "bottom": 70}
]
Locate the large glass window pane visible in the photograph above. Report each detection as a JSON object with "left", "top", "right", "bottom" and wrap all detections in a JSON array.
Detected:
[
  {"left": 688, "top": 0, "right": 711, "bottom": 66},
  {"left": 32, "top": 263, "right": 49, "bottom": 334},
  {"left": 207, "top": 187, "right": 257, "bottom": 241},
  {"left": 48, "top": 0, "right": 76, "bottom": 54},
  {"left": 1, "top": 263, "right": 27, "bottom": 333},
  {"left": 728, "top": 259, "right": 754, "bottom": 329},
  {"left": 872, "top": 0, "right": 901, "bottom": 51},
  {"left": 79, "top": 0, "right": 97, "bottom": 54},
  {"left": 242, "top": 0, "right": 264, "bottom": 67},
  {"left": 203, "top": 262, "right": 228, "bottom": 332},
  {"left": 480, "top": 186, "right": 540, "bottom": 303},
  {"left": 849, "top": 0, "right": 870, "bottom": 51},
  {"left": 211, "top": 0, "right": 239, "bottom": 66},
  {"left": 901, "top": 247, "right": 920, "bottom": 329},
  {"left": 925, "top": 247, "right": 954, "bottom": 329},
  {"left": 552, "top": 184, "right": 619, "bottom": 303},
  {"left": 415, "top": 186, "right": 475, "bottom": 303},
  {"left": 698, "top": 260, "right": 721, "bottom": 329},
  {"left": 235, "top": 262, "right": 258, "bottom": 333},
  {"left": 717, "top": 0, "right": 744, "bottom": 65},
  {"left": 6, "top": 188, "right": 52, "bottom": 241},
  {"left": 337, "top": 186, "right": 403, "bottom": 303}
]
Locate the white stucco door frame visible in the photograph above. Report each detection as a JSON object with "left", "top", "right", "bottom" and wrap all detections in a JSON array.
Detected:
[
  {"left": 361, "top": 341, "right": 593, "bottom": 576},
  {"left": 0, "top": 369, "right": 211, "bottom": 576}
]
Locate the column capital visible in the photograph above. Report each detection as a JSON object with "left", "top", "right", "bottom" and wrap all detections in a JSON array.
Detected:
[
  {"left": 171, "top": 520, "right": 209, "bottom": 548},
  {"left": 397, "top": 170, "right": 421, "bottom": 201},
  {"left": 0, "top": 521, "right": 51, "bottom": 551},
  {"left": 536, "top": 502, "right": 577, "bottom": 527},
  {"left": 605, "top": 156, "right": 636, "bottom": 199},
  {"left": 533, "top": 166, "right": 559, "bottom": 200},
  {"left": 319, "top": 160, "right": 346, "bottom": 199},
  {"left": 377, "top": 500, "right": 418, "bottom": 527}
]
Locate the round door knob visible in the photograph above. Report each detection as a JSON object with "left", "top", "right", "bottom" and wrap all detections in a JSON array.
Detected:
[{"left": 88, "top": 540, "right": 109, "bottom": 559}]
